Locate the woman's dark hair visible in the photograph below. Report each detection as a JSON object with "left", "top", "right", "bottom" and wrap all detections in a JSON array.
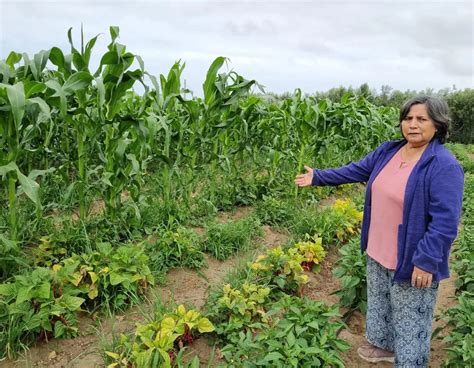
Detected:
[{"left": 399, "top": 96, "right": 450, "bottom": 144}]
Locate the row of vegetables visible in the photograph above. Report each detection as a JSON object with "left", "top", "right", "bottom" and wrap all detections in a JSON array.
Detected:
[
  {"left": 1, "top": 151, "right": 470, "bottom": 365},
  {"left": 102, "top": 197, "right": 365, "bottom": 367},
  {"left": 438, "top": 144, "right": 474, "bottom": 366},
  {"left": 0, "top": 191, "right": 365, "bottom": 365}
]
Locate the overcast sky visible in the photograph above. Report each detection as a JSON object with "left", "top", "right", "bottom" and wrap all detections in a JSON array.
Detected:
[{"left": 0, "top": 0, "right": 472, "bottom": 95}]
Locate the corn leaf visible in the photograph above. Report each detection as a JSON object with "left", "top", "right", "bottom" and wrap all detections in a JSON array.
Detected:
[{"left": 4, "top": 82, "right": 25, "bottom": 127}]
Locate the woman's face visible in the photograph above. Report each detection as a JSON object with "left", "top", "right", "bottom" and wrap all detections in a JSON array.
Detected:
[{"left": 401, "top": 104, "right": 437, "bottom": 148}]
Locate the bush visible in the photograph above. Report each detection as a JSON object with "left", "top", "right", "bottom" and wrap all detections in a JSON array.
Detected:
[{"left": 447, "top": 89, "right": 474, "bottom": 144}]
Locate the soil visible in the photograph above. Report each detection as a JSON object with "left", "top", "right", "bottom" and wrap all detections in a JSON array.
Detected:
[{"left": 0, "top": 207, "right": 457, "bottom": 368}]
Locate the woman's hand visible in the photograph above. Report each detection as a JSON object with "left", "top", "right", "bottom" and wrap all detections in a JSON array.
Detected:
[
  {"left": 294, "top": 165, "right": 314, "bottom": 187},
  {"left": 411, "top": 266, "right": 433, "bottom": 288}
]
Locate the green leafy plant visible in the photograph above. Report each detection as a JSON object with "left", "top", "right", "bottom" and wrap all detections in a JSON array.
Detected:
[
  {"left": 104, "top": 304, "right": 214, "bottom": 368},
  {"left": 332, "top": 236, "right": 367, "bottom": 314},
  {"left": 440, "top": 292, "right": 474, "bottom": 367},
  {"left": 219, "top": 296, "right": 349, "bottom": 368},
  {"left": 60, "top": 242, "right": 154, "bottom": 311},
  {"left": 250, "top": 246, "right": 309, "bottom": 295},
  {"left": 146, "top": 226, "right": 206, "bottom": 278},
  {"left": 0, "top": 267, "right": 84, "bottom": 359},
  {"left": 208, "top": 283, "right": 271, "bottom": 337},
  {"left": 290, "top": 235, "right": 327, "bottom": 272}
]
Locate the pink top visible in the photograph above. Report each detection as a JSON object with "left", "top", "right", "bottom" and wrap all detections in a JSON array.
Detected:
[{"left": 366, "top": 147, "right": 418, "bottom": 270}]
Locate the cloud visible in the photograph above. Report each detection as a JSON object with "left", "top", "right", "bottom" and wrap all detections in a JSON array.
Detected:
[{"left": 0, "top": 0, "right": 472, "bottom": 93}]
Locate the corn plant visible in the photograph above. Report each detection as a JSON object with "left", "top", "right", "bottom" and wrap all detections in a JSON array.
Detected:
[{"left": 0, "top": 80, "right": 52, "bottom": 239}]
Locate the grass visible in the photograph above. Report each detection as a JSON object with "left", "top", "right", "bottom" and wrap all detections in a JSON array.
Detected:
[{"left": 201, "top": 215, "right": 263, "bottom": 260}]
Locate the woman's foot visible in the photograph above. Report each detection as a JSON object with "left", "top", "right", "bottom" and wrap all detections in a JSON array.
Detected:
[{"left": 357, "top": 341, "right": 395, "bottom": 363}]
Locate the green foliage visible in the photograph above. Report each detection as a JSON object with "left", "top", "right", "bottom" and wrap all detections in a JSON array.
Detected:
[
  {"left": 61, "top": 242, "right": 154, "bottom": 311},
  {"left": 288, "top": 197, "right": 363, "bottom": 245},
  {"left": 249, "top": 246, "right": 309, "bottom": 296},
  {"left": 0, "top": 235, "right": 29, "bottom": 281},
  {"left": 440, "top": 292, "right": 474, "bottom": 367},
  {"left": 202, "top": 216, "right": 262, "bottom": 260},
  {"left": 0, "top": 267, "right": 84, "bottom": 359},
  {"left": 1, "top": 27, "right": 398, "bottom": 248},
  {"left": 452, "top": 226, "right": 474, "bottom": 293},
  {"left": 207, "top": 283, "right": 271, "bottom": 337},
  {"left": 290, "top": 236, "right": 327, "bottom": 272},
  {"left": 315, "top": 84, "right": 474, "bottom": 144},
  {"left": 446, "top": 89, "right": 474, "bottom": 144},
  {"left": 332, "top": 236, "right": 367, "bottom": 314},
  {"left": 452, "top": 173, "right": 474, "bottom": 293},
  {"left": 33, "top": 236, "right": 67, "bottom": 267},
  {"left": 146, "top": 226, "right": 206, "bottom": 278},
  {"left": 255, "top": 195, "right": 298, "bottom": 226},
  {"left": 219, "top": 296, "right": 349, "bottom": 368},
  {"left": 446, "top": 143, "right": 474, "bottom": 173},
  {"left": 438, "top": 173, "right": 474, "bottom": 365},
  {"left": 104, "top": 304, "right": 214, "bottom": 368},
  {"left": 188, "top": 197, "right": 218, "bottom": 224}
]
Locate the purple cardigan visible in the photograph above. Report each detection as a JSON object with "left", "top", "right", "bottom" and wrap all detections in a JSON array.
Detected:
[{"left": 311, "top": 139, "right": 464, "bottom": 282}]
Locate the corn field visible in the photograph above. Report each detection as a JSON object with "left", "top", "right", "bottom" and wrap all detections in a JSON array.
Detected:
[{"left": 0, "top": 27, "right": 397, "bottom": 241}]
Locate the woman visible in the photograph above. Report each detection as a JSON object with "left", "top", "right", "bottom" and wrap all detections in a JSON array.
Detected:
[{"left": 294, "top": 96, "right": 464, "bottom": 367}]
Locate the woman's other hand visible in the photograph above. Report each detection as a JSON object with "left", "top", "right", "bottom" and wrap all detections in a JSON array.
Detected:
[
  {"left": 411, "top": 266, "right": 433, "bottom": 288},
  {"left": 294, "top": 165, "right": 314, "bottom": 187}
]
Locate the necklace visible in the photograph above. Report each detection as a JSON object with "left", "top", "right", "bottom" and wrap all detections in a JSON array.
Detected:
[{"left": 399, "top": 146, "right": 416, "bottom": 168}]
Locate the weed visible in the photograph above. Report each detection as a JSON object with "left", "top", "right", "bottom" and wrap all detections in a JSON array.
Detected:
[{"left": 202, "top": 216, "right": 262, "bottom": 260}]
